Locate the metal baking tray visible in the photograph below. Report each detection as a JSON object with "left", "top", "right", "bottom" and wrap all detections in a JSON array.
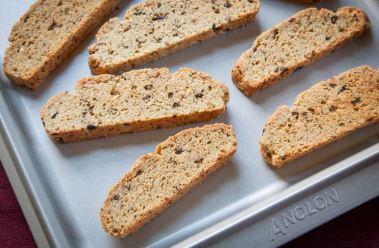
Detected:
[{"left": 0, "top": 0, "right": 378, "bottom": 247}]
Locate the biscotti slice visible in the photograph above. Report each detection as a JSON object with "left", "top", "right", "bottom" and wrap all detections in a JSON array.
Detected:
[
  {"left": 232, "top": 7, "right": 370, "bottom": 96},
  {"left": 41, "top": 68, "right": 229, "bottom": 143},
  {"left": 3, "top": 0, "right": 120, "bottom": 89},
  {"left": 101, "top": 123, "right": 237, "bottom": 237},
  {"left": 88, "top": 0, "right": 260, "bottom": 75},
  {"left": 260, "top": 66, "right": 379, "bottom": 167}
]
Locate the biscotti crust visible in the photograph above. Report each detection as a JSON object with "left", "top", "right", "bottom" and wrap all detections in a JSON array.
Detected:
[
  {"left": 3, "top": 0, "right": 120, "bottom": 89},
  {"left": 88, "top": 0, "right": 260, "bottom": 75},
  {"left": 100, "top": 123, "right": 237, "bottom": 237},
  {"left": 41, "top": 68, "right": 229, "bottom": 143},
  {"left": 259, "top": 66, "right": 379, "bottom": 167},
  {"left": 232, "top": 7, "right": 370, "bottom": 96}
]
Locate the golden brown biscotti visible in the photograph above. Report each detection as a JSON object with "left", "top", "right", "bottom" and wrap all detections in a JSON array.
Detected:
[
  {"left": 41, "top": 68, "right": 229, "bottom": 143},
  {"left": 100, "top": 123, "right": 237, "bottom": 237},
  {"left": 232, "top": 7, "right": 370, "bottom": 96},
  {"left": 3, "top": 0, "right": 120, "bottom": 89},
  {"left": 260, "top": 66, "right": 379, "bottom": 167},
  {"left": 88, "top": 0, "right": 260, "bottom": 75}
]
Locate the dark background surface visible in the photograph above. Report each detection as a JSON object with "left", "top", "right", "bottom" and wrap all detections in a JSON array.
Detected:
[{"left": 0, "top": 163, "right": 378, "bottom": 248}]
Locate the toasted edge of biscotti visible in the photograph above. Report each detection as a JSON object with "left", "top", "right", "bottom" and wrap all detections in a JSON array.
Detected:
[
  {"left": 232, "top": 6, "right": 370, "bottom": 96},
  {"left": 3, "top": 0, "right": 120, "bottom": 89},
  {"left": 100, "top": 123, "right": 237, "bottom": 237}
]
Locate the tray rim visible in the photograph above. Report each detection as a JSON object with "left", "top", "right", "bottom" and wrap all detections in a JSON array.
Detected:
[
  {"left": 174, "top": 144, "right": 379, "bottom": 247},
  {"left": 0, "top": 0, "right": 379, "bottom": 247}
]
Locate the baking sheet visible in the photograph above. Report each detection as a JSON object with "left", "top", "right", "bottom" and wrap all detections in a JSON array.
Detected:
[{"left": 0, "top": 0, "right": 378, "bottom": 247}]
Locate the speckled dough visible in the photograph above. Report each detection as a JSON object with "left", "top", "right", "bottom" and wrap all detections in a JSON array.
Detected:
[
  {"left": 88, "top": 0, "right": 260, "bottom": 75},
  {"left": 260, "top": 66, "right": 379, "bottom": 167},
  {"left": 41, "top": 68, "right": 230, "bottom": 143},
  {"left": 3, "top": 0, "right": 120, "bottom": 89},
  {"left": 100, "top": 123, "right": 237, "bottom": 237},
  {"left": 232, "top": 7, "right": 370, "bottom": 96}
]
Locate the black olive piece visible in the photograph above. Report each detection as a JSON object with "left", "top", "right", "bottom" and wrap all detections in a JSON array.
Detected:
[
  {"left": 87, "top": 124, "right": 97, "bottom": 131},
  {"left": 48, "top": 20, "right": 57, "bottom": 31},
  {"left": 173, "top": 102, "right": 180, "bottom": 108},
  {"left": 134, "top": 9, "right": 145, "bottom": 15},
  {"left": 51, "top": 112, "right": 58, "bottom": 119},
  {"left": 212, "top": 24, "right": 221, "bottom": 32},
  {"left": 351, "top": 97, "right": 361, "bottom": 105},
  {"left": 329, "top": 105, "right": 337, "bottom": 112},
  {"left": 338, "top": 85, "right": 347, "bottom": 94},
  {"left": 195, "top": 93, "right": 203, "bottom": 98},
  {"left": 143, "top": 95, "right": 151, "bottom": 100},
  {"left": 194, "top": 158, "right": 204, "bottom": 163},
  {"left": 144, "top": 84, "right": 153, "bottom": 90},
  {"left": 224, "top": 1, "right": 232, "bottom": 8},
  {"left": 152, "top": 13, "right": 167, "bottom": 21}
]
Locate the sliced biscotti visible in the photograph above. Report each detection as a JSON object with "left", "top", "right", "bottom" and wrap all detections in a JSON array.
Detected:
[
  {"left": 232, "top": 7, "right": 370, "bottom": 96},
  {"left": 260, "top": 66, "right": 379, "bottom": 167},
  {"left": 3, "top": 0, "right": 120, "bottom": 89},
  {"left": 88, "top": 0, "right": 260, "bottom": 75},
  {"left": 100, "top": 123, "right": 237, "bottom": 237},
  {"left": 41, "top": 68, "right": 229, "bottom": 143}
]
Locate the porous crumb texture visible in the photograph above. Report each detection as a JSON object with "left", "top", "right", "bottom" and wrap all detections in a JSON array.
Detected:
[
  {"left": 3, "top": 0, "right": 120, "bottom": 89},
  {"left": 41, "top": 68, "right": 229, "bottom": 143},
  {"left": 260, "top": 66, "right": 379, "bottom": 167},
  {"left": 100, "top": 123, "right": 237, "bottom": 237},
  {"left": 88, "top": 0, "right": 260, "bottom": 75},
  {"left": 232, "top": 7, "right": 370, "bottom": 96}
]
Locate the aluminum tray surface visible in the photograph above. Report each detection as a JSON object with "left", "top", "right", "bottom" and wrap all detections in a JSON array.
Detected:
[{"left": 0, "top": 0, "right": 378, "bottom": 247}]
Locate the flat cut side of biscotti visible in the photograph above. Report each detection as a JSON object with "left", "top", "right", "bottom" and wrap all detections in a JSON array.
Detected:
[
  {"left": 260, "top": 66, "right": 379, "bottom": 167},
  {"left": 232, "top": 7, "right": 370, "bottom": 96},
  {"left": 100, "top": 123, "right": 237, "bottom": 237},
  {"left": 3, "top": 0, "right": 120, "bottom": 89},
  {"left": 88, "top": 0, "right": 260, "bottom": 75},
  {"left": 40, "top": 68, "right": 229, "bottom": 143}
]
